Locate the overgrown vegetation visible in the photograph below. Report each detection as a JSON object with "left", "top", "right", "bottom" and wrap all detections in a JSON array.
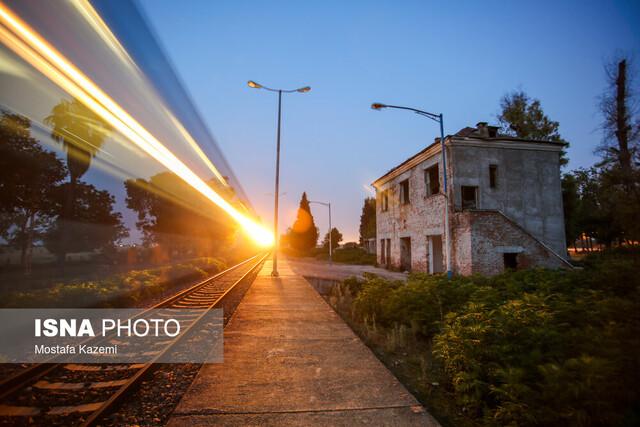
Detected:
[
  {"left": 328, "top": 249, "right": 640, "bottom": 426},
  {"left": 0, "top": 257, "right": 226, "bottom": 308}
]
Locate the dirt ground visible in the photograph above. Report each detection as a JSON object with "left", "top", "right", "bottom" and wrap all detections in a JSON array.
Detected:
[{"left": 284, "top": 256, "right": 407, "bottom": 281}]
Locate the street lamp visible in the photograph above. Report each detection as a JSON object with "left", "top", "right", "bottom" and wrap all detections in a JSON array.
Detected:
[
  {"left": 248, "top": 81, "right": 311, "bottom": 277},
  {"left": 371, "top": 102, "right": 453, "bottom": 279},
  {"left": 309, "top": 200, "right": 332, "bottom": 263}
]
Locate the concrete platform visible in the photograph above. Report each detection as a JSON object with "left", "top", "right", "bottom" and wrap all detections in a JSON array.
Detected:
[{"left": 168, "top": 259, "right": 438, "bottom": 427}]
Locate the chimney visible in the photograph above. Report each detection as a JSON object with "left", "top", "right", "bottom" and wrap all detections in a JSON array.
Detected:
[{"left": 476, "top": 122, "right": 489, "bottom": 138}]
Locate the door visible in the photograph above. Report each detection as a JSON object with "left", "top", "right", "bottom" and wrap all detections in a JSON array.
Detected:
[
  {"left": 385, "top": 239, "right": 391, "bottom": 268},
  {"left": 400, "top": 237, "right": 411, "bottom": 272},
  {"left": 428, "top": 235, "right": 444, "bottom": 274}
]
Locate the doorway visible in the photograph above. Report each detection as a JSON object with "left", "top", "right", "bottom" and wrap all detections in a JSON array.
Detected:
[
  {"left": 427, "top": 235, "right": 444, "bottom": 274},
  {"left": 385, "top": 238, "right": 391, "bottom": 268},
  {"left": 503, "top": 252, "right": 518, "bottom": 270},
  {"left": 400, "top": 237, "right": 411, "bottom": 272}
]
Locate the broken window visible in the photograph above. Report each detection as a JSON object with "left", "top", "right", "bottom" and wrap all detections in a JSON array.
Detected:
[
  {"left": 380, "top": 189, "right": 389, "bottom": 211},
  {"left": 424, "top": 164, "right": 440, "bottom": 196},
  {"left": 489, "top": 165, "right": 498, "bottom": 189},
  {"left": 461, "top": 186, "right": 478, "bottom": 209},
  {"left": 400, "top": 179, "right": 410, "bottom": 205}
]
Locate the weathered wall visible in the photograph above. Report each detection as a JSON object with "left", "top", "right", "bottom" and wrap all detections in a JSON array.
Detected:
[
  {"left": 376, "top": 152, "right": 446, "bottom": 272},
  {"left": 375, "top": 137, "right": 568, "bottom": 274},
  {"left": 449, "top": 142, "right": 567, "bottom": 258},
  {"left": 453, "top": 210, "right": 569, "bottom": 275}
]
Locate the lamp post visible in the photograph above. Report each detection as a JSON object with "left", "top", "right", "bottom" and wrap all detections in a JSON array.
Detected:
[
  {"left": 371, "top": 102, "right": 453, "bottom": 279},
  {"left": 248, "top": 81, "right": 310, "bottom": 277},
  {"left": 309, "top": 200, "right": 332, "bottom": 263}
]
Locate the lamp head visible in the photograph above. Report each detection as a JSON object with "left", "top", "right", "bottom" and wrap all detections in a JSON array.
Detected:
[
  {"left": 247, "top": 80, "right": 262, "bottom": 89},
  {"left": 297, "top": 86, "right": 311, "bottom": 93},
  {"left": 371, "top": 103, "right": 387, "bottom": 110}
]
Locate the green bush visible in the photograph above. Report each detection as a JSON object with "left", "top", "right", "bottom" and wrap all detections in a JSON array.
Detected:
[{"left": 344, "top": 250, "right": 640, "bottom": 426}]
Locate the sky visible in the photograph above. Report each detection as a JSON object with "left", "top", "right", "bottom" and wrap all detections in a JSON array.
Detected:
[{"left": 138, "top": 0, "right": 639, "bottom": 242}]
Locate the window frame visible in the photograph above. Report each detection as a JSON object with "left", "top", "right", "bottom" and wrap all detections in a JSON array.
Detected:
[
  {"left": 399, "top": 179, "right": 410, "bottom": 205},
  {"left": 380, "top": 189, "right": 389, "bottom": 212}
]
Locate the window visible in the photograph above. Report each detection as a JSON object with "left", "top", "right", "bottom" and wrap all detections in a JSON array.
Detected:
[
  {"left": 380, "top": 190, "right": 389, "bottom": 211},
  {"left": 424, "top": 164, "right": 440, "bottom": 196},
  {"left": 489, "top": 164, "right": 498, "bottom": 189},
  {"left": 461, "top": 186, "right": 478, "bottom": 209},
  {"left": 400, "top": 179, "right": 410, "bottom": 205}
]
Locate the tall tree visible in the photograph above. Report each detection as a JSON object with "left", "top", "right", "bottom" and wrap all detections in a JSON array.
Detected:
[
  {"left": 287, "top": 192, "right": 319, "bottom": 254},
  {"left": 322, "top": 227, "right": 343, "bottom": 251},
  {"left": 358, "top": 197, "right": 376, "bottom": 245},
  {"left": 44, "top": 98, "right": 112, "bottom": 263},
  {"left": 498, "top": 90, "right": 569, "bottom": 165},
  {"left": 590, "top": 56, "right": 640, "bottom": 243},
  {"left": 598, "top": 57, "right": 639, "bottom": 180},
  {"left": 573, "top": 168, "right": 622, "bottom": 247},
  {"left": 561, "top": 173, "right": 580, "bottom": 247},
  {"left": 0, "top": 113, "right": 67, "bottom": 273}
]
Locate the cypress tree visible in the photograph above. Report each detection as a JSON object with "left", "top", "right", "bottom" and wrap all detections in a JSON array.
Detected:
[{"left": 289, "top": 192, "right": 319, "bottom": 254}]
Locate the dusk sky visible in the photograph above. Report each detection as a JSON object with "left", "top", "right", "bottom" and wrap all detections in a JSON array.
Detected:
[{"left": 139, "top": 0, "right": 639, "bottom": 242}]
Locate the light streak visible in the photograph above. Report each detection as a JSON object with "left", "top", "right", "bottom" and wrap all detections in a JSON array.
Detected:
[
  {"left": 165, "top": 109, "right": 229, "bottom": 187},
  {"left": 71, "top": 0, "right": 230, "bottom": 188},
  {"left": 68, "top": 0, "right": 137, "bottom": 72},
  {"left": 0, "top": 2, "right": 273, "bottom": 247}
]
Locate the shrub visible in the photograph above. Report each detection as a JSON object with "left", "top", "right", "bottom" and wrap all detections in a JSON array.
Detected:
[{"left": 342, "top": 250, "right": 640, "bottom": 426}]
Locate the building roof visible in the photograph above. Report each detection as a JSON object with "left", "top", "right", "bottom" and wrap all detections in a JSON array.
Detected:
[{"left": 372, "top": 122, "right": 566, "bottom": 187}]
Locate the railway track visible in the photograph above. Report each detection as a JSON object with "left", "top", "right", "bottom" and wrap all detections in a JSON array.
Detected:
[{"left": 0, "top": 252, "right": 268, "bottom": 426}]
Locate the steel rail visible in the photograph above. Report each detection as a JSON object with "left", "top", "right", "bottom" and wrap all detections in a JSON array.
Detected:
[
  {"left": 0, "top": 252, "right": 268, "bottom": 425},
  {"left": 81, "top": 251, "right": 269, "bottom": 426},
  {"left": 0, "top": 253, "right": 264, "bottom": 401}
]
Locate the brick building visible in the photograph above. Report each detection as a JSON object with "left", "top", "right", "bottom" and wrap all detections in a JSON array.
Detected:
[{"left": 372, "top": 122, "right": 572, "bottom": 275}]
